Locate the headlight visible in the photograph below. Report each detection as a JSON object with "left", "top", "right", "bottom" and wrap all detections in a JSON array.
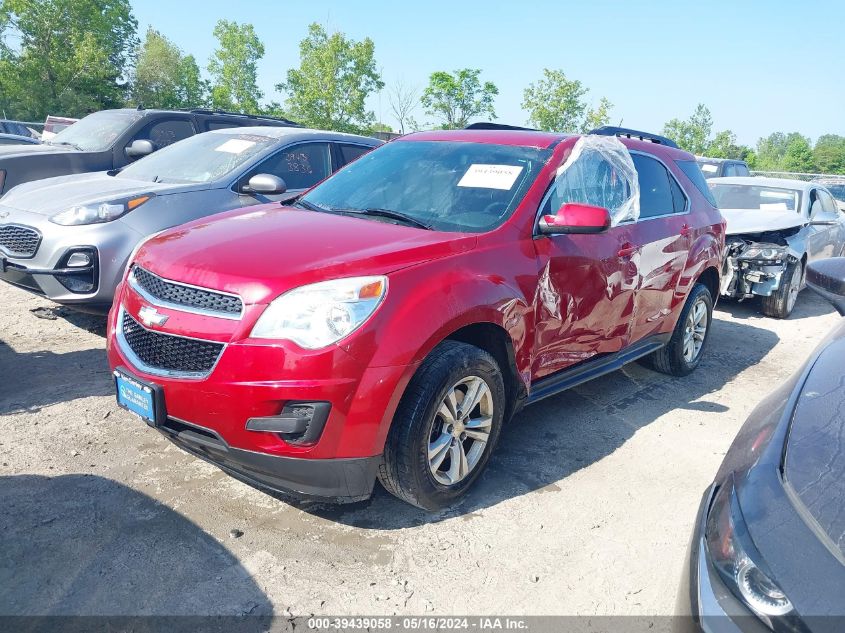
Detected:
[
  {"left": 705, "top": 480, "right": 794, "bottom": 622},
  {"left": 50, "top": 195, "right": 151, "bottom": 226},
  {"left": 250, "top": 276, "right": 387, "bottom": 348},
  {"left": 738, "top": 245, "right": 788, "bottom": 261}
]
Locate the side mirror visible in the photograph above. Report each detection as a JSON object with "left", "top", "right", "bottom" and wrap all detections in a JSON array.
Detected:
[
  {"left": 538, "top": 202, "right": 611, "bottom": 235},
  {"left": 125, "top": 139, "right": 154, "bottom": 159},
  {"left": 243, "top": 173, "right": 287, "bottom": 195},
  {"left": 806, "top": 258, "right": 845, "bottom": 316}
]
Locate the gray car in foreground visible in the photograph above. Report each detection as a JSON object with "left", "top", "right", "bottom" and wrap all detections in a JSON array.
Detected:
[
  {"left": 0, "top": 126, "right": 381, "bottom": 311},
  {"left": 677, "top": 258, "right": 845, "bottom": 633}
]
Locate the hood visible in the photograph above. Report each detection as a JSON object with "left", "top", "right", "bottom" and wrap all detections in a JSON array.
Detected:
[
  {"left": 0, "top": 142, "right": 73, "bottom": 158},
  {"left": 0, "top": 172, "right": 193, "bottom": 216},
  {"left": 784, "top": 334, "right": 845, "bottom": 557},
  {"left": 135, "top": 205, "right": 478, "bottom": 305},
  {"left": 721, "top": 208, "right": 807, "bottom": 236}
]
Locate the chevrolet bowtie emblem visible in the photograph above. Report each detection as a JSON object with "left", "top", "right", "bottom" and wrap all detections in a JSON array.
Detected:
[{"left": 138, "top": 305, "right": 169, "bottom": 327}]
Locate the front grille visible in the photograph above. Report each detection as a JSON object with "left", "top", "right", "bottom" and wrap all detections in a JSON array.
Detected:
[
  {"left": 0, "top": 224, "right": 40, "bottom": 258},
  {"left": 131, "top": 266, "right": 243, "bottom": 316},
  {"left": 122, "top": 311, "right": 224, "bottom": 375}
]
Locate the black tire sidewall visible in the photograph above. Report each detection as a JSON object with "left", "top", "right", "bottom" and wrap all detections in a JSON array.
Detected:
[{"left": 406, "top": 348, "right": 505, "bottom": 509}]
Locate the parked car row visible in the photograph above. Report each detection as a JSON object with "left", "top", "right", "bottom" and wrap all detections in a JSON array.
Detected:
[{"left": 1, "top": 108, "right": 845, "bottom": 632}]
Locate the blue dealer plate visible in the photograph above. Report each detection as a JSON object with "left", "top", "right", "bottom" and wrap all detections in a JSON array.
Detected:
[{"left": 115, "top": 370, "right": 157, "bottom": 423}]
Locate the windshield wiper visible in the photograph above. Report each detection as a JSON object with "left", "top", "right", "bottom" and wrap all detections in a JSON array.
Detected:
[
  {"left": 352, "top": 207, "right": 432, "bottom": 230},
  {"left": 293, "top": 199, "right": 328, "bottom": 212},
  {"left": 47, "top": 140, "right": 83, "bottom": 150}
]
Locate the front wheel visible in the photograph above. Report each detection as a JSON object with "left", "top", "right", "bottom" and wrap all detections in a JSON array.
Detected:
[
  {"left": 760, "top": 259, "right": 802, "bottom": 319},
  {"left": 645, "top": 283, "right": 714, "bottom": 377},
  {"left": 378, "top": 340, "right": 505, "bottom": 510}
]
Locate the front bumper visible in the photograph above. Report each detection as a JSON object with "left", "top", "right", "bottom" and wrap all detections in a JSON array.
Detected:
[
  {"left": 675, "top": 486, "right": 769, "bottom": 633},
  {"left": 0, "top": 207, "right": 140, "bottom": 306},
  {"left": 156, "top": 414, "right": 380, "bottom": 502}
]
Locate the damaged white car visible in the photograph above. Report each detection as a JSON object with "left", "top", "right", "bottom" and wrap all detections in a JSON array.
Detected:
[{"left": 711, "top": 177, "right": 845, "bottom": 318}]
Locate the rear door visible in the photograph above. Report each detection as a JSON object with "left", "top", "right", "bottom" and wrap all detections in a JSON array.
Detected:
[
  {"left": 807, "top": 189, "right": 841, "bottom": 260},
  {"left": 626, "top": 152, "right": 692, "bottom": 343},
  {"left": 333, "top": 142, "right": 375, "bottom": 170}
]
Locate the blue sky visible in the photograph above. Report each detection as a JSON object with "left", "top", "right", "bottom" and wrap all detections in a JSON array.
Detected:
[{"left": 132, "top": 0, "right": 843, "bottom": 146}]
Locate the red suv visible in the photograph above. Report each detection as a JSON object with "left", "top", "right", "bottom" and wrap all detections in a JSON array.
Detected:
[{"left": 106, "top": 125, "right": 724, "bottom": 510}]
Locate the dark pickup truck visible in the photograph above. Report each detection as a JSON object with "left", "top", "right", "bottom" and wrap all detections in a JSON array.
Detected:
[{"left": 0, "top": 108, "right": 299, "bottom": 195}]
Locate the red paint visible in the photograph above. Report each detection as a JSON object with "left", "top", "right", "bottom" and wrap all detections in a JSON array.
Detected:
[
  {"left": 542, "top": 202, "right": 611, "bottom": 232},
  {"left": 107, "top": 132, "right": 725, "bottom": 469}
]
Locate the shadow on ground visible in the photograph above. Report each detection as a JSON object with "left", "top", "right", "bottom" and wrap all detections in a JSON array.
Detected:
[
  {"left": 718, "top": 290, "right": 835, "bottom": 321},
  {"left": 0, "top": 474, "right": 271, "bottom": 623},
  {"left": 302, "top": 313, "right": 780, "bottom": 529},
  {"left": 0, "top": 340, "right": 112, "bottom": 414}
]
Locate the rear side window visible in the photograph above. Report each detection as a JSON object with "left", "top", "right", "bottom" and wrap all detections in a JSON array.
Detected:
[
  {"left": 676, "top": 160, "right": 718, "bottom": 207},
  {"left": 734, "top": 162, "right": 750, "bottom": 177},
  {"left": 338, "top": 143, "right": 372, "bottom": 165},
  {"left": 631, "top": 154, "right": 675, "bottom": 218},
  {"left": 205, "top": 121, "right": 239, "bottom": 131}
]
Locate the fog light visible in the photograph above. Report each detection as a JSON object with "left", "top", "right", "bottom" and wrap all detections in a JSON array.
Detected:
[{"left": 66, "top": 252, "right": 92, "bottom": 267}]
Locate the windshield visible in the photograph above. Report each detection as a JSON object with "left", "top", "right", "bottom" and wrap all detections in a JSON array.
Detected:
[
  {"left": 696, "top": 160, "right": 721, "bottom": 179},
  {"left": 299, "top": 140, "right": 551, "bottom": 232},
  {"left": 49, "top": 110, "right": 142, "bottom": 152},
  {"left": 117, "top": 132, "right": 277, "bottom": 184},
  {"left": 710, "top": 184, "right": 802, "bottom": 212}
]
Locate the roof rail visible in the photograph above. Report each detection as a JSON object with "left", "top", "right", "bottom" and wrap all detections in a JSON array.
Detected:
[
  {"left": 464, "top": 122, "right": 539, "bottom": 132},
  {"left": 184, "top": 108, "right": 301, "bottom": 127},
  {"left": 588, "top": 126, "right": 679, "bottom": 149}
]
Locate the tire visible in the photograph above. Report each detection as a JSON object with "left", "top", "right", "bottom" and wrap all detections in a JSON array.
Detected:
[
  {"left": 760, "top": 259, "right": 802, "bottom": 319},
  {"left": 378, "top": 340, "right": 506, "bottom": 511},
  {"left": 646, "top": 283, "right": 714, "bottom": 377}
]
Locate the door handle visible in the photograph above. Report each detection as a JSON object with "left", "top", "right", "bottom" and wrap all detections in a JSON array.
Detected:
[
  {"left": 617, "top": 243, "right": 637, "bottom": 258},
  {"left": 680, "top": 223, "right": 691, "bottom": 237}
]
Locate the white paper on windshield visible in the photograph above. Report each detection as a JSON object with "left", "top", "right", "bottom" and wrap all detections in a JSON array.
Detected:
[
  {"left": 700, "top": 164, "right": 718, "bottom": 173},
  {"left": 215, "top": 139, "right": 256, "bottom": 154},
  {"left": 458, "top": 164, "right": 523, "bottom": 190},
  {"left": 760, "top": 202, "right": 789, "bottom": 211}
]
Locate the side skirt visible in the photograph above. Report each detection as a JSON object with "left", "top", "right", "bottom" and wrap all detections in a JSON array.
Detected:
[{"left": 526, "top": 333, "right": 671, "bottom": 406}]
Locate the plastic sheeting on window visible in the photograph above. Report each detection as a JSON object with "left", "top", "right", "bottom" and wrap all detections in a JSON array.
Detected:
[{"left": 554, "top": 135, "right": 640, "bottom": 225}]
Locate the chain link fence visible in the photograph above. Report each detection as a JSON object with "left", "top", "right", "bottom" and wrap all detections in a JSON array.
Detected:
[{"left": 751, "top": 170, "right": 845, "bottom": 182}]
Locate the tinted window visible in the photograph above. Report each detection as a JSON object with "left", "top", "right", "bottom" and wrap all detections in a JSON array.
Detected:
[
  {"left": 339, "top": 143, "right": 372, "bottom": 165},
  {"left": 300, "top": 140, "right": 550, "bottom": 233},
  {"left": 734, "top": 162, "right": 750, "bottom": 177},
  {"left": 134, "top": 118, "right": 195, "bottom": 150},
  {"left": 632, "top": 154, "right": 674, "bottom": 218},
  {"left": 256, "top": 143, "right": 331, "bottom": 190},
  {"left": 696, "top": 160, "right": 720, "bottom": 179},
  {"left": 206, "top": 121, "right": 239, "bottom": 131},
  {"left": 669, "top": 174, "right": 687, "bottom": 213},
  {"left": 723, "top": 164, "right": 738, "bottom": 177},
  {"left": 676, "top": 160, "right": 718, "bottom": 207}
]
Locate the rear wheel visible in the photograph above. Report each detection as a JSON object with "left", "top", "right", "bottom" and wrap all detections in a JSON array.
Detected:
[
  {"left": 645, "top": 283, "right": 713, "bottom": 377},
  {"left": 378, "top": 341, "right": 505, "bottom": 510},
  {"left": 760, "top": 259, "right": 802, "bottom": 319}
]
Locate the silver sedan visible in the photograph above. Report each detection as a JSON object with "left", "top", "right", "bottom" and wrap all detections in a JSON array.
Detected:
[{"left": 0, "top": 127, "right": 380, "bottom": 311}]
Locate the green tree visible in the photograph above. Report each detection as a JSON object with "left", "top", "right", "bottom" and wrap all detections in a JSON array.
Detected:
[
  {"left": 813, "top": 134, "right": 845, "bottom": 174},
  {"left": 521, "top": 69, "right": 587, "bottom": 132},
  {"left": 705, "top": 129, "right": 754, "bottom": 161},
  {"left": 662, "top": 104, "right": 713, "bottom": 155},
  {"left": 755, "top": 132, "right": 812, "bottom": 171},
  {"left": 581, "top": 97, "right": 613, "bottom": 133},
  {"left": 207, "top": 20, "right": 264, "bottom": 113},
  {"left": 0, "top": 0, "right": 138, "bottom": 120},
  {"left": 421, "top": 69, "right": 497, "bottom": 129},
  {"left": 278, "top": 23, "right": 383, "bottom": 133},
  {"left": 128, "top": 28, "right": 207, "bottom": 109},
  {"left": 781, "top": 134, "right": 815, "bottom": 173}
]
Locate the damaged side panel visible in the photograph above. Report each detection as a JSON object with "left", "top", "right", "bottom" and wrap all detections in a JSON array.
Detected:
[{"left": 721, "top": 226, "right": 805, "bottom": 299}]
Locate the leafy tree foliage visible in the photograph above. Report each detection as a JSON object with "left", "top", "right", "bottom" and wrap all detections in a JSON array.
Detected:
[
  {"left": 0, "top": 0, "right": 137, "bottom": 120},
  {"left": 781, "top": 134, "right": 815, "bottom": 173},
  {"left": 521, "top": 69, "right": 613, "bottom": 133},
  {"left": 581, "top": 97, "right": 613, "bottom": 133},
  {"left": 754, "top": 132, "right": 815, "bottom": 172},
  {"left": 279, "top": 23, "right": 383, "bottom": 133},
  {"left": 207, "top": 20, "right": 264, "bottom": 113},
  {"left": 662, "top": 104, "right": 714, "bottom": 155},
  {"left": 813, "top": 134, "right": 845, "bottom": 174},
  {"left": 128, "top": 28, "right": 207, "bottom": 109},
  {"left": 421, "top": 68, "right": 497, "bottom": 129}
]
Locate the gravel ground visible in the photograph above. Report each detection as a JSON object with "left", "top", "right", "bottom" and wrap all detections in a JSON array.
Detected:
[{"left": 0, "top": 281, "right": 840, "bottom": 618}]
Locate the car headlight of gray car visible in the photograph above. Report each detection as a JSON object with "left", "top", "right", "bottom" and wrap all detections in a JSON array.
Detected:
[
  {"left": 705, "top": 478, "right": 795, "bottom": 624},
  {"left": 736, "top": 244, "right": 790, "bottom": 264},
  {"left": 50, "top": 195, "right": 152, "bottom": 226}
]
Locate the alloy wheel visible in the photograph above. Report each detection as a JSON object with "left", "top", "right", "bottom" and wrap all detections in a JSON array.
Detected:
[
  {"left": 683, "top": 297, "right": 708, "bottom": 363},
  {"left": 428, "top": 376, "right": 493, "bottom": 486},
  {"left": 786, "top": 263, "right": 802, "bottom": 314}
]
